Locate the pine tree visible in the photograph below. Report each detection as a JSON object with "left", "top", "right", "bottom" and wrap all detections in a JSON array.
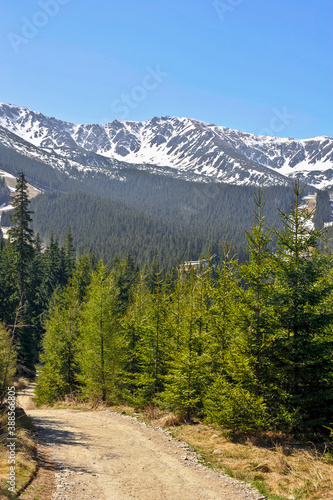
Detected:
[
  {"left": 78, "top": 263, "right": 124, "bottom": 402},
  {"left": 162, "top": 264, "right": 212, "bottom": 419},
  {"left": 272, "top": 181, "right": 333, "bottom": 430},
  {"left": 35, "top": 284, "right": 81, "bottom": 404},
  {"left": 8, "top": 172, "right": 34, "bottom": 304},
  {"left": 204, "top": 189, "right": 274, "bottom": 431}
]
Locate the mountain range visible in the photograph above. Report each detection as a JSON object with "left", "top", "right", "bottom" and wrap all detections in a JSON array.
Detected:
[{"left": 0, "top": 103, "right": 333, "bottom": 189}]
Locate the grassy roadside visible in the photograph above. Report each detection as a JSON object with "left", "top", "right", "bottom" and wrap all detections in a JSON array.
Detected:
[
  {"left": 0, "top": 379, "right": 55, "bottom": 500},
  {"left": 0, "top": 382, "right": 37, "bottom": 499},
  {"left": 166, "top": 423, "right": 333, "bottom": 500}
]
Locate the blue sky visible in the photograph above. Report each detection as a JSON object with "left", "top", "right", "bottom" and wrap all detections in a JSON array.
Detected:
[{"left": 0, "top": 0, "right": 332, "bottom": 138}]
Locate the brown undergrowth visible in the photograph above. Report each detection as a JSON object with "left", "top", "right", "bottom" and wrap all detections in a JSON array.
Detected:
[
  {"left": 0, "top": 378, "right": 56, "bottom": 499},
  {"left": 162, "top": 422, "right": 333, "bottom": 500},
  {"left": 0, "top": 406, "right": 37, "bottom": 499}
]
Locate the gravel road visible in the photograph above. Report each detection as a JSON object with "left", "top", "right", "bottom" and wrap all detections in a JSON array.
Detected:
[{"left": 18, "top": 387, "right": 263, "bottom": 500}]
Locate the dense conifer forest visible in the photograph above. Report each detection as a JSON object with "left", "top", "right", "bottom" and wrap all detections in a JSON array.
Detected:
[
  {"left": 2, "top": 139, "right": 320, "bottom": 266},
  {"left": 1, "top": 172, "right": 333, "bottom": 439},
  {"left": 29, "top": 175, "right": 301, "bottom": 267}
]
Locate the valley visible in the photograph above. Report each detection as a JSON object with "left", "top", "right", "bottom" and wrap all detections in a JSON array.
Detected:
[
  {"left": 1, "top": 105, "right": 333, "bottom": 500},
  {"left": 1, "top": 2, "right": 332, "bottom": 499},
  {"left": 1, "top": 102, "right": 332, "bottom": 264}
]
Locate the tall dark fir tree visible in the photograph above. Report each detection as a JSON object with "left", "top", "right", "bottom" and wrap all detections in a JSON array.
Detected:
[
  {"left": 8, "top": 172, "right": 34, "bottom": 305},
  {"left": 8, "top": 172, "right": 36, "bottom": 368}
]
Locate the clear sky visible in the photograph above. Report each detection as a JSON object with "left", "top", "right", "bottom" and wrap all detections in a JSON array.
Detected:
[{"left": 0, "top": 0, "right": 332, "bottom": 138}]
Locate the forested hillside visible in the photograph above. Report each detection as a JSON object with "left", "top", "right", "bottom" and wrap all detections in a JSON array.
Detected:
[
  {"left": 313, "top": 190, "right": 332, "bottom": 229},
  {"left": 31, "top": 191, "right": 222, "bottom": 267},
  {"left": 29, "top": 179, "right": 299, "bottom": 267},
  {"left": 1, "top": 172, "right": 333, "bottom": 440},
  {"left": 1, "top": 138, "right": 316, "bottom": 266}
]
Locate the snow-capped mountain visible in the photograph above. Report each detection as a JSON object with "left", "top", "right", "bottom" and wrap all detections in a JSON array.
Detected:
[{"left": 0, "top": 102, "right": 333, "bottom": 188}]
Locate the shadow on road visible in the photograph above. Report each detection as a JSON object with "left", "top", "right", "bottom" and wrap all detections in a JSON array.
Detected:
[{"left": 34, "top": 417, "right": 89, "bottom": 448}]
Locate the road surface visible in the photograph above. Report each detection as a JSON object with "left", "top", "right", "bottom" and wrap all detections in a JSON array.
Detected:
[{"left": 18, "top": 386, "right": 261, "bottom": 500}]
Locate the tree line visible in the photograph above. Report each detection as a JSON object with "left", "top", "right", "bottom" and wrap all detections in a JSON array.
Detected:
[
  {"left": 2, "top": 142, "right": 314, "bottom": 266},
  {"left": 29, "top": 178, "right": 300, "bottom": 268},
  {"left": 1, "top": 172, "right": 333, "bottom": 437}
]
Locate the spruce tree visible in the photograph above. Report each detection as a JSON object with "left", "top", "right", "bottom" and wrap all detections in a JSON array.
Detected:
[
  {"left": 7, "top": 172, "right": 37, "bottom": 366},
  {"left": 8, "top": 172, "right": 34, "bottom": 305},
  {"left": 71, "top": 254, "right": 95, "bottom": 302},
  {"left": 209, "top": 243, "right": 239, "bottom": 373},
  {"left": 24, "top": 233, "right": 46, "bottom": 364},
  {"left": 237, "top": 186, "right": 275, "bottom": 399},
  {"left": 204, "top": 191, "right": 273, "bottom": 431},
  {"left": 272, "top": 181, "right": 333, "bottom": 430},
  {"left": 35, "top": 284, "right": 81, "bottom": 403},
  {"left": 114, "top": 252, "right": 139, "bottom": 311},
  {"left": 162, "top": 266, "right": 212, "bottom": 419},
  {"left": 0, "top": 321, "right": 17, "bottom": 402},
  {"left": 131, "top": 261, "right": 170, "bottom": 406},
  {"left": 121, "top": 271, "right": 149, "bottom": 401},
  {"left": 62, "top": 226, "right": 76, "bottom": 283},
  {"left": 0, "top": 243, "right": 17, "bottom": 325},
  {"left": 78, "top": 263, "right": 124, "bottom": 402},
  {"left": 41, "top": 235, "right": 63, "bottom": 301}
]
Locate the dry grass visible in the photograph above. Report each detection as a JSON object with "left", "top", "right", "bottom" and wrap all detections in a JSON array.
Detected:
[
  {"left": 13, "top": 377, "right": 31, "bottom": 392},
  {"left": 167, "top": 423, "right": 333, "bottom": 500},
  {"left": 0, "top": 408, "right": 38, "bottom": 499},
  {"left": 156, "top": 412, "right": 184, "bottom": 428},
  {"left": 140, "top": 404, "right": 185, "bottom": 427},
  {"left": 19, "top": 448, "right": 56, "bottom": 500},
  {"left": 50, "top": 395, "right": 139, "bottom": 418}
]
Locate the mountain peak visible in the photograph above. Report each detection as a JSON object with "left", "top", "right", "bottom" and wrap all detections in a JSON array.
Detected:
[{"left": 0, "top": 103, "right": 332, "bottom": 188}]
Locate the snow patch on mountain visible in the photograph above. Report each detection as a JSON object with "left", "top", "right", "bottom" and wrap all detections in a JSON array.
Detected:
[{"left": 0, "top": 103, "right": 333, "bottom": 188}]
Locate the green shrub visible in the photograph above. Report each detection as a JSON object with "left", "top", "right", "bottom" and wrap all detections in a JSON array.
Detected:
[{"left": 204, "top": 376, "right": 269, "bottom": 431}]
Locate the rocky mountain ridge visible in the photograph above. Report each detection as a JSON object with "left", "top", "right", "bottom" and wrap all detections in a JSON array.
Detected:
[{"left": 0, "top": 103, "right": 332, "bottom": 188}]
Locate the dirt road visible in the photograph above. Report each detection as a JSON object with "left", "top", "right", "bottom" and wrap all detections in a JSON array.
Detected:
[{"left": 18, "top": 387, "right": 261, "bottom": 500}]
